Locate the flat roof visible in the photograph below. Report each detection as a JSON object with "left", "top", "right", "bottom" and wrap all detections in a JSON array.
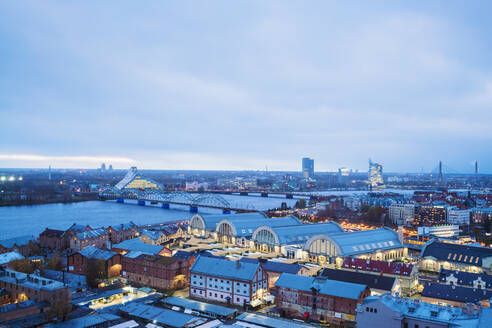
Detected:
[
  {"left": 236, "top": 312, "right": 316, "bottom": 328},
  {"left": 163, "top": 296, "right": 237, "bottom": 317}
]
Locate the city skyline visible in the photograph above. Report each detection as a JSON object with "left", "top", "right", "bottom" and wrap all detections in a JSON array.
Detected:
[{"left": 1, "top": 1, "right": 492, "bottom": 172}]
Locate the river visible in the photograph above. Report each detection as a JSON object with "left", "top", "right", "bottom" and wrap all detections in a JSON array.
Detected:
[{"left": 0, "top": 194, "right": 299, "bottom": 240}]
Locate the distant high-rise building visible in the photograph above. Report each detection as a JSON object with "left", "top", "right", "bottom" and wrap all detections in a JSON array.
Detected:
[
  {"left": 368, "top": 159, "right": 384, "bottom": 189},
  {"left": 302, "top": 157, "right": 314, "bottom": 179},
  {"left": 101, "top": 163, "right": 106, "bottom": 171},
  {"left": 108, "top": 164, "right": 113, "bottom": 171},
  {"left": 337, "top": 167, "right": 350, "bottom": 185}
]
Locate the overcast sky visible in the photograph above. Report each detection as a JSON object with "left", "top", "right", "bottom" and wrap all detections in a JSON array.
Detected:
[{"left": 1, "top": 1, "right": 491, "bottom": 173}]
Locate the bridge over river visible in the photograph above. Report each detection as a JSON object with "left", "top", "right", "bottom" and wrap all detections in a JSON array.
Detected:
[{"left": 99, "top": 167, "right": 259, "bottom": 213}]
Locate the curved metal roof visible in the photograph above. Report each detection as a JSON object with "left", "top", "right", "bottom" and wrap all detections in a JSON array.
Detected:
[
  {"left": 191, "top": 212, "right": 268, "bottom": 230},
  {"left": 253, "top": 222, "right": 344, "bottom": 246},
  {"left": 308, "top": 228, "right": 402, "bottom": 256},
  {"left": 216, "top": 215, "right": 301, "bottom": 237}
]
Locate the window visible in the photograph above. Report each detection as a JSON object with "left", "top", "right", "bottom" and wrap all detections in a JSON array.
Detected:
[{"left": 237, "top": 297, "right": 240, "bottom": 302}]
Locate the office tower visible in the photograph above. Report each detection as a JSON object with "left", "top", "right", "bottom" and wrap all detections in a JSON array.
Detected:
[
  {"left": 101, "top": 163, "right": 106, "bottom": 171},
  {"left": 368, "top": 159, "right": 384, "bottom": 189},
  {"left": 302, "top": 157, "right": 314, "bottom": 179}
]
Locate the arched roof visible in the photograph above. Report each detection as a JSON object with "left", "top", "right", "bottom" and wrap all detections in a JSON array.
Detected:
[
  {"left": 304, "top": 227, "right": 403, "bottom": 256},
  {"left": 252, "top": 221, "right": 344, "bottom": 246},
  {"left": 216, "top": 215, "right": 301, "bottom": 237},
  {"left": 190, "top": 212, "right": 268, "bottom": 231}
]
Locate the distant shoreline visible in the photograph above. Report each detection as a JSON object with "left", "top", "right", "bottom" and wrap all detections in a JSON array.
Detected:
[{"left": 0, "top": 196, "right": 100, "bottom": 207}]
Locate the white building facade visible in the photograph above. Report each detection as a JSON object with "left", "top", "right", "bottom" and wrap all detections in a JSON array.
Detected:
[
  {"left": 190, "top": 256, "right": 268, "bottom": 307},
  {"left": 389, "top": 204, "right": 415, "bottom": 226}
]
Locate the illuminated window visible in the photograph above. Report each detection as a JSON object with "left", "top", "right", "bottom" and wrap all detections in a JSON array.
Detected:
[
  {"left": 453, "top": 254, "right": 457, "bottom": 261},
  {"left": 447, "top": 253, "right": 452, "bottom": 260},
  {"left": 469, "top": 256, "right": 474, "bottom": 263},
  {"left": 475, "top": 257, "right": 480, "bottom": 264},
  {"left": 458, "top": 255, "right": 462, "bottom": 262},
  {"left": 463, "top": 256, "right": 468, "bottom": 262}
]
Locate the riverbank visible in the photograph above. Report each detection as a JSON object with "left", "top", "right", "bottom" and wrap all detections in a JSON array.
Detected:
[{"left": 0, "top": 194, "right": 100, "bottom": 207}]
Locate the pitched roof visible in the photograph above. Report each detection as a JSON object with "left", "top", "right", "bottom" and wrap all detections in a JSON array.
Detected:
[
  {"left": 66, "top": 223, "right": 91, "bottom": 233},
  {"left": 320, "top": 268, "right": 397, "bottom": 292},
  {"left": 439, "top": 269, "right": 492, "bottom": 289},
  {"left": 422, "top": 281, "right": 492, "bottom": 303},
  {"left": 141, "top": 230, "right": 163, "bottom": 240},
  {"left": 420, "top": 239, "right": 492, "bottom": 267},
  {"left": 113, "top": 238, "right": 168, "bottom": 255},
  {"left": 76, "top": 228, "right": 107, "bottom": 240},
  {"left": 108, "top": 222, "right": 136, "bottom": 232},
  {"left": 275, "top": 273, "right": 368, "bottom": 300},
  {"left": 77, "top": 246, "right": 117, "bottom": 261},
  {"left": 342, "top": 257, "right": 414, "bottom": 276},
  {"left": 191, "top": 255, "right": 259, "bottom": 281},
  {"left": 0, "top": 235, "right": 35, "bottom": 249},
  {"left": 239, "top": 258, "right": 302, "bottom": 274},
  {"left": 173, "top": 250, "right": 194, "bottom": 260},
  {"left": 40, "top": 228, "right": 64, "bottom": 238},
  {"left": 0, "top": 251, "right": 24, "bottom": 265}
]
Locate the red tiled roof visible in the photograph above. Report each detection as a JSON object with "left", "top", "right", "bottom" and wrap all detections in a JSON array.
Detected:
[{"left": 341, "top": 257, "right": 414, "bottom": 276}]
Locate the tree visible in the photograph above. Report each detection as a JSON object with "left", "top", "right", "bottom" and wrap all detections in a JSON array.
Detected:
[
  {"left": 46, "top": 253, "right": 63, "bottom": 271},
  {"left": 85, "top": 258, "right": 106, "bottom": 288},
  {"left": 27, "top": 242, "right": 42, "bottom": 257},
  {"left": 295, "top": 199, "right": 307, "bottom": 209},
  {"left": 46, "top": 301, "right": 72, "bottom": 322},
  {"left": 8, "top": 259, "right": 42, "bottom": 274}
]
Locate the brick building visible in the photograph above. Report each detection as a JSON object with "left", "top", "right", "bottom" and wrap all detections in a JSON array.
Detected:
[
  {"left": 67, "top": 246, "right": 122, "bottom": 278},
  {"left": 341, "top": 257, "right": 418, "bottom": 296},
  {"left": 39, "top": 228, "right": 65, "bottom": 250},
  {"left": 190, "top": 255, "right": 268, "bottom": 307},
  {"left": 275, "top": 273, "right": 370, "bottom": 325},
  {"left": 106, "top": 222, "right": 138, "bottom": 244},
  {"left": 69, "top": 228, "right": 109, "bottom": 251},
  {"left": 122, "top": 253, "right": 189, "bottom": 290},
  {"left": 0, "top": 269, "right": 71, "bottom": 306},
  {"left": 0, "top": 300, "right": 43, "bottom": 323},
  {"left": 0, "top": 236, "right": 37, "bottom": 257}
]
